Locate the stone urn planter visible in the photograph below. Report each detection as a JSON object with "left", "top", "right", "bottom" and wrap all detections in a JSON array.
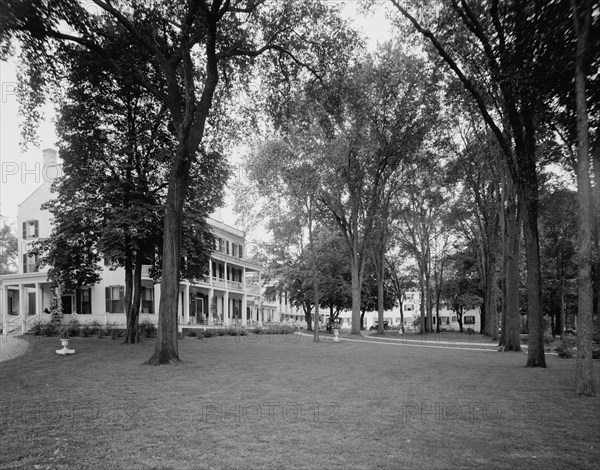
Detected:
[{"left": 56, "top": 336, "right": 75, "bottom": 355}]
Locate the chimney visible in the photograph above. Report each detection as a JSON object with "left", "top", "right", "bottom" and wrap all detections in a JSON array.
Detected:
[{"left": 42, "top": 148, "right": 61, "bottom": 182}]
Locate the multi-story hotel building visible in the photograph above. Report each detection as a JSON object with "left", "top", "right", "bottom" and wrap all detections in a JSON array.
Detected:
[{"left": 0, "top": 149, "right": 265, "bottom": 334}]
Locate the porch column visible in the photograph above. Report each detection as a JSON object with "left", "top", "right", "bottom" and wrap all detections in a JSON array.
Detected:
[
  {"left": 19, "top": 284, "right": 27, "bottom": 334},
  {"left": 208, "top": 288, "right": 214, "bottom": 325},
  {"left": 2, "top": 284, "right": 8, "bottom": 339},
  {"left": 223, "top": 290, "right": 229, "bottom": 326},
  {"left": 153, "top": 283, "right": 161, "bottom": 316},
  {"left": 242, "top": 294, "right": 247, "bottom": 327},
  {"left": 35, "top": 283, "right": 42, "bottom": 319},
  {"left": 258, "top": 271, "right": 263, "bottom": 326},
  {"left": 224, "top": 261, "right": 228, "bottom": 290},
  {"left": 183, "top": 283, "right": 190, "bottom": 325}
]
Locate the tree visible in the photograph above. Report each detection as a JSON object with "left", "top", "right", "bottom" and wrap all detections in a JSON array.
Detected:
[
  {"left": 360, "top": 260, "right": 396, "bottom": 330},
  {"left": 441, "top": 248, "right": 482, "bottom": 333},
  {"left": 391, "top": 0, "right": 564, "bottom": 367},
  {"left": 539, "top": 187, "right": 577, "bottom": 338},
  {"left": 315, "top": 43, "right": 441, "bottom": 335},
  {"left": 2, "top": 0, "right": 350, "bottom": 364},
  {"left": 0, "top": 216, "right": 18, "bottom": 275},
  {"left": 571, "top": 0, "right": 596, "bottom": 396},
  {"left": 386, "top": 253, "right": 418, "bottom": 333},
  {"left": 396, "top": 158, "right": 447, "bottom": 334}
]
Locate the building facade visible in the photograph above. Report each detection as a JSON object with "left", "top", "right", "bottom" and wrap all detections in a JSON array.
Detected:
[{"left": 0, "top": 149, "right": 263, "bottom": 335}]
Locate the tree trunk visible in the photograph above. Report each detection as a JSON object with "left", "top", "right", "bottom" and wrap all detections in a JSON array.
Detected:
[
  {"left": 308, "top": 202, "right": 319, "bottom": 342},
  {"left": 375, "top": 248, "right": 385, "bottom": 335},
  {"left": 503, "top": 185, "right": 521, "bottom": 351},
  {"left": 419, "top": 272, "right": 425, "bottom": 334},
  {"left": 425, "top": 269, "right": 433, "bottom": 333},
  {"left": 484, "top": 256, "right": 498, "bottom": 340},
  {"left": 146, "top": 147, "right": 189, "bottom": 365},
  {"left": 303, "top": 305, "right": 313, "bottom": 330},
  {"left": 521, "top": 195, "right": 546, "bottom": 367},
  {"left": 572, "top": 0, "right": 595, "bottom": 396},
  {"left": 126, "top": 250, "right": 143, "bottom": 344},
  {"left": 350, "top": 254, "right": 364, "bottom": 335}
]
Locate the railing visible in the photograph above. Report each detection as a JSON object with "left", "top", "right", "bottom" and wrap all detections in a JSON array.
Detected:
[
  {"left": 211, "top": 277, "right": 226, "bottom": 288},
  {"left": 246, "top": 284, "right": 261, "bottom": 295},
  {"left": 141, "top": 265, "right": 152, "bottom": 278},
  {"left": 227, "top": 280, "right": 244, "bottom": 291}
]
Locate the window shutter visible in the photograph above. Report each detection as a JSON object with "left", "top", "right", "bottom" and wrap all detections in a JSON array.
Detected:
[
  {"left": 34, "top": 220, "right": 39, "bottom": 237},
  {"left": 22, "top": 254, "right": 28, "bottom": 273},
  {"left": 239, "top": 245, "right": 243, "bottom": 259},
  {"left": 119, "top": 286, "right": 125, "bottom": 300},
  {"left": 105, "top": 287, "right": 111, "bottom": 313},
  {"left": 22, "top": 222, "right": 27, "bottom": 239}
]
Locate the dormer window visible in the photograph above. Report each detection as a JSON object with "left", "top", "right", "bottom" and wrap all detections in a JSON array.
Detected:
[{"left": 22, "top": 220, "right": 39, "bottom": 239}]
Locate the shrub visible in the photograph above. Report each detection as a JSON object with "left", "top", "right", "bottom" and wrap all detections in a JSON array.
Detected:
[
  {"left": 139, "top": 320, "right": 157, "bottom": 338},
  {"left": 185, "top": 329, "right": 198, "bottom": 337},
  {"left": 251, "top": 326, "right": 262, "bottom": 335},
  {"left": 554, "top": 338, "right": 574, "bottom": 358},
  {"left": 65, "top": 319, "right": 81, "bottom": 337},
  {"left": 44, "top": 321, "right": 60, "bottom": 337},
  {"left": 466, "top": 328, "right": 474, "bottom": 334},
  {"left": 30, "top": 321, "right": 45, "bottom": 336},
  {"left": 106, "top": 322, "right": 125, "bottom": 339}
]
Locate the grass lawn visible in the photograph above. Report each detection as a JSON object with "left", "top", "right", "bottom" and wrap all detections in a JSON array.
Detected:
[{"left": 1, "top": 332, "right": 599, "bottom": 470}]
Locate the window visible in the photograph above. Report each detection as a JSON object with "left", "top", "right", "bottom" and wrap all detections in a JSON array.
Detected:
[
  {"left": 80, "top": 288, "right": 92, "bottom": 314},
  {"left": 22, "top": 253, "right": 39, "bottom": 273},
  {"left": 404, "top": 304, "right": 414, "bottom": 312},
  {"left": 105, "top": 286, "right": 125, "bottom": 313},
  {"left": 61, "top": 294, "right": 74, "bottom": 314},
  {"left": 22, "top": 220, "right": 39, "bottom": 239},
  {"left": 452, "top": 316, "right": 457, "bottom": 322},
  {"left": 464, "top": 315, "right": 475, "bottom": 325},
  {"left": 440, "top": 316, "right": 449, "bottom": 325},
  {"left": 142, "top": 287, "right": 154, "bottom": 314},
  {"left": 238, "top": 245, "right": 243, "bottom": 259}
]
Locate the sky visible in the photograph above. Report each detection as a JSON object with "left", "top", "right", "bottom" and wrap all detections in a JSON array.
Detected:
[{"left": 0, "top": 1, "right": 396, "bottom": 228}]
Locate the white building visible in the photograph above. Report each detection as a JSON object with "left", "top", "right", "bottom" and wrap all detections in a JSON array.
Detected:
[
  {"left": 327, "top": 290, "right": 481, "bottom": 332},
  {"left": 0, "top": 149, "right": 263, "bottom": 334}
]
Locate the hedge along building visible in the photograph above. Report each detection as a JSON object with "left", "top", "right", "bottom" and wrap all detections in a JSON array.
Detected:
[{"left": 0, "top": 149, "right": 264, "bottom": 336}]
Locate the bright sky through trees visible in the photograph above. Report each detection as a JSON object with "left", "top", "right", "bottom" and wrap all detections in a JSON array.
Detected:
[{"left": 0, "top": 1, "right": 394, "bottom": 224}]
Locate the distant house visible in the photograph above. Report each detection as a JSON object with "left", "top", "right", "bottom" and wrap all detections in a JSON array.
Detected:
[
  {"left": 323, "top": 290, "right": 481, "bottom": 332},
  {"left": 0, "top": 149, "right": 263, "bottom": 334}
]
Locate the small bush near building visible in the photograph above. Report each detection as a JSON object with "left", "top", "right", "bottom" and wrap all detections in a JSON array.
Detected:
[
  {"left": 65, "top": 319, "right": 81, "bottom": 337},
  {"left": 139, "top": 320, "right": 157, "bottom": 338},
  {"left": 30, "top": 321, "right": 45, "bottom": 336}
]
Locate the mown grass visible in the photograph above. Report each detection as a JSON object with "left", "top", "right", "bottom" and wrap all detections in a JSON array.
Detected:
[{"left": 1, "top": 332, "right": 599, "bottom": 469}]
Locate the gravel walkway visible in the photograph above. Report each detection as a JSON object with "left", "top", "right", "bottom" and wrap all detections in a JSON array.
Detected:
[{"left": 0, "top": 335, "right": 31, "bottom": 362}]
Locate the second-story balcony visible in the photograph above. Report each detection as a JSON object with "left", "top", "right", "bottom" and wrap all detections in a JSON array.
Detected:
[{"left": 227, "top": 280, "right": 244, "bottom": 291}]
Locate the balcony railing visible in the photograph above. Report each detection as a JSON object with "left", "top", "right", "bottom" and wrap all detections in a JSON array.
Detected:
[
  {"left": 212, "top": 277, "right": 226, "bottom": 288},
  {"left": 246, "top": 284, "right": 261, "bottom": 295},
  {"left": 141, "top": 265, "right": 152, "bottom": 278},
  {"left": 227, "top": 280, "right": 244, "bottom": 291}
]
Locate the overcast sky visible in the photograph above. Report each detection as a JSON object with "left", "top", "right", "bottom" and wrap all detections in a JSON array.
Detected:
[{"left": 0, "top": 1, "right": 395, "bottom": 227}]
